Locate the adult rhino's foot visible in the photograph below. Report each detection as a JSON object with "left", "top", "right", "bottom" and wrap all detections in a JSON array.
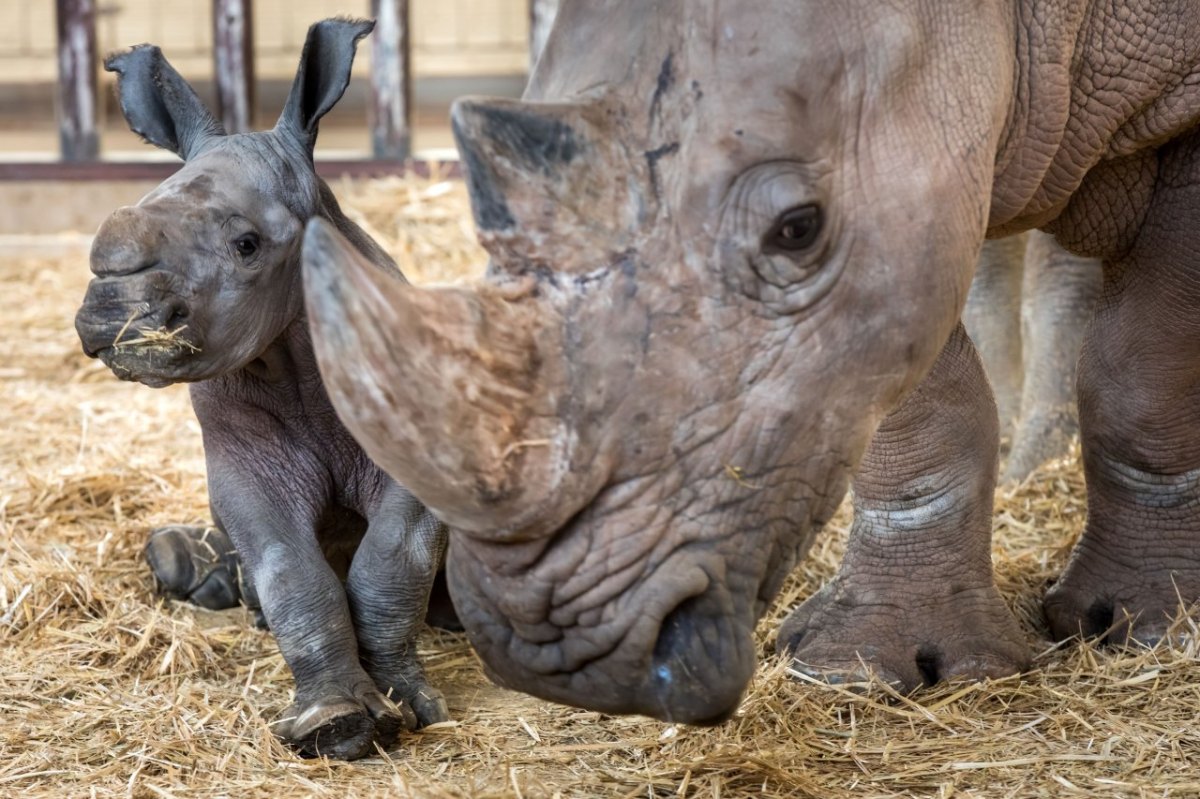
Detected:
[
  {"left": 1002, "top": 404, "right": 1077, "bottom": 483},
  {"left": 782, "top": 325, "right": 1031, "bottom": 692},
  {"left": 777, "top": 576, "right": 1029, "bottom": 691},
  {"left": 274, "top": 679, "right": 415, "bottom": 760},
  {"left": 144, "top": 525, "right": 244, "bottom": 610},
  {"left": 1044, "top": 543, "right": 1200, "bottom": 647}
]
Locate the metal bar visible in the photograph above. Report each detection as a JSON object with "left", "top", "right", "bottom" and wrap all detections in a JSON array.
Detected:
[
  {"left": 369, "top": 0, "right": 412, "bottom": 160},
  {"left": 529, "top": 0, "right": 560, "bottom": 68},
  {"left": 55, "top": 0, "right": 100, "bottom": 162},
  {"left": 212, "top": 0, "right": 256, "bottom": 133},
  {"left": 0, "top": 159, "right": 461, "bottom": 183}
]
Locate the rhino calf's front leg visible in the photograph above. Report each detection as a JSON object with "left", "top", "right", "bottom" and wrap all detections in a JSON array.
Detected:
[
  {"left": 778, "top": 324, "right": 1030, "bottom": 689},
  {"left": 346, "top": 484, "right": 450, "bottom": 727},
  {"left": 211, "top": 465, "right": 412, "bottom": 760}
]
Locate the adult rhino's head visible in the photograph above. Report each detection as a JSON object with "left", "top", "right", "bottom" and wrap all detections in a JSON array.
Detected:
[
  {"left": 304, "top": 0, "right": 1015, "bottom": 722},
  {"left": 76, "top": 18, "right": 374, "bottom": 387}
]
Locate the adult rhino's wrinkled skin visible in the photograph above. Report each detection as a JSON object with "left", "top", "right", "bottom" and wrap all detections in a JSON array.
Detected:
[
  {"left": 305, "top": 0, "right": 1200, "bottom": 724},
  {"left": 75, "top": 19, "right": 450, "bottom": 759}
]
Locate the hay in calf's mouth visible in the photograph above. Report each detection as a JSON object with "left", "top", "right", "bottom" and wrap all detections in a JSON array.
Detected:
[
  {"left": 3, "top": 175, "right": 1200, "bottom": 798},
  {"left": 112, "top": 323, "right": 202, "bottom": 355}
]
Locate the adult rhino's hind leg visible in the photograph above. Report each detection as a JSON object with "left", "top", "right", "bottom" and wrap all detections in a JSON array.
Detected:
[
  {"left": 1045, "top": 135, "right": 1200, "bottom": 646},
  {"left": 777, "top": 324, "right": 1029, "bottom": 690},
  {"left": 1002, "top": 232, "right": 1101, "bottom": 482},
  {"left": 962, "top": 235, "right": 1026, "bottom": 445}
]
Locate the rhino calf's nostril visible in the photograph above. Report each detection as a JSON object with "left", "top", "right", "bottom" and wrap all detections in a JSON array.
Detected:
[{"left": 166, "top": 305, "right": 189, "bottom": 329}]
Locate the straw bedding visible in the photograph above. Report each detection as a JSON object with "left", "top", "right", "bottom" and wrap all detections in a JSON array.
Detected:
[{"left": 2, "top": 174, "right": 1199, "bottom": 798}]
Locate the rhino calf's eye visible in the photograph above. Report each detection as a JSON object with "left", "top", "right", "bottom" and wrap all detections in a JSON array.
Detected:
[
  {"left": 765, "top": 205, "right": 822, "bottom": 253},
  {"left": 234, "top": 233, "right": 261, "bottom": 258}
]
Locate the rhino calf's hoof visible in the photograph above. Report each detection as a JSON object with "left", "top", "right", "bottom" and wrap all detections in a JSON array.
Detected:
[
  {"left": 407, "top": 686, "right": 450, "bottom": 728},
  {"left": 274, "top": 685, "right": 416, "bottom": 760}
]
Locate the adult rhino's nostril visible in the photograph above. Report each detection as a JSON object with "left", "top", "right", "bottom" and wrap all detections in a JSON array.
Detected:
[
  {"left": 1086, "top": 598, "right": 1116, "bottom": 642},
  {"left": 650, "top": 596, "right": 742, "bottom": 726},
  {"left": 914, "top": 645, "right": 941, "bottom": 688}
]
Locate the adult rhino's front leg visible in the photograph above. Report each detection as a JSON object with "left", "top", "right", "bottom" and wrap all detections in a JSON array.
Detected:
[
  {"left": 1045, "top": 136, "right": 1200, "bottom": 646},
  {"left": 346, "top": 484, "right": 449, "bottom": 728},
  {"left": 208, "top": 462, "right": 411, "bottom": 760},
  {"left": 778, "top": 324, "right": 1030, "bottom": 690}
]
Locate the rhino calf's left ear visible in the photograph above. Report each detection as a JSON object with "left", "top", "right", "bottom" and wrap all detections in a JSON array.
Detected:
[
  {"left": 277, "top": 17, "right": 376, "bottom": 151},
  {"left": 105, "top": 44, "right": 225, "bottom": 160}
]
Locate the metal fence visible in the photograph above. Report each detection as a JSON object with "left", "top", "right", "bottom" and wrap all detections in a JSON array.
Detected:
[{"left": 0, "top": 0, "right": 557, "bottom": 181}]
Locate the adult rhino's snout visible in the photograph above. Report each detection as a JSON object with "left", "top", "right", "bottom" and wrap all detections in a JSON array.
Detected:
[{"left": 648, "top": 595, "right": 755, "bottom": 725}]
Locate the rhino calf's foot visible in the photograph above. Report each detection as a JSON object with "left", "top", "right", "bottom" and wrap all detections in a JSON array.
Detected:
[
  {"left": 778, "top": 325, "right": 1030, "bottom": 691},
  {"left": 144, "top": 525, "right": 243, "bottom": 611},
  {"left": 369, "top": 669, "right": 450, "bottom": 728},
  {"left": 346, "top": 488, "right": 451, "bottom": 729},
  {"left": 274, "top": 680, "right": 414, "bottom": 760}
]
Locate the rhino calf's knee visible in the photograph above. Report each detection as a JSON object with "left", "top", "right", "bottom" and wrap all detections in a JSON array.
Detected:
[{"left": 75, "top": 18, "right": 450, "bottom": 760}]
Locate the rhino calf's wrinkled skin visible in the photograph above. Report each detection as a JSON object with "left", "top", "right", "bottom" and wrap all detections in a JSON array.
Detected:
[
  {"left": 304, "top": 0, "right": 1200, "bottom": 725},
  {"left": 74, "top": 19, "right": 449, "bottom": 759}
]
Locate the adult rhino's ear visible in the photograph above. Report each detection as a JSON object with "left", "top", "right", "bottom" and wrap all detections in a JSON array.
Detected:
[
  {"left": 105, "top": 45, "right": 225, "bottom": 160},
  {"left": 277, "top": 17, "right": 375, "bottom": 152}
]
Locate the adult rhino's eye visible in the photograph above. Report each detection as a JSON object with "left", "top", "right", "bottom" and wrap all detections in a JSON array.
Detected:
[
  {"left": 234, "top": 233, "right": 260, "bottom": 258},
  {"left": 765, "top": 205, "right": 822, "bottom": 253}
]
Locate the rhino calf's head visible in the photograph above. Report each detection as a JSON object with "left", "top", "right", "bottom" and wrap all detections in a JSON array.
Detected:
[
  {"left": 76, "top": 18, "right": 376, "bottom": 387},
  {"left": 304, "top": 1, "right": 1016, "bottom": 723}
]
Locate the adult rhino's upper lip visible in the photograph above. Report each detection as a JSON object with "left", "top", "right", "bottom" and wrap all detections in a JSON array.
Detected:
[{"left": 450, "top": 538, "right": 756, "bottom": 724}]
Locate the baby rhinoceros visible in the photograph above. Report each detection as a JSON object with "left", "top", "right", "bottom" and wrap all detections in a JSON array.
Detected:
[{"left": 74, "top": 18, "right": 449, "bottom": 759}]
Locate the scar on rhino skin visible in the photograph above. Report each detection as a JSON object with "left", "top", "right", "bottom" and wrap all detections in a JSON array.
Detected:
[
  {"left": 644, "top": 141, "right": 680, "bottom": 200},
  {"left": 648, "top": 51, "right": 675, "bottom": 123}
]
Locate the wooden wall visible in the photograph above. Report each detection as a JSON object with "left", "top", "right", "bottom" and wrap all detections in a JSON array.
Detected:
[{"left": 0, "top": 0, "right": 531, "bottom": 82}]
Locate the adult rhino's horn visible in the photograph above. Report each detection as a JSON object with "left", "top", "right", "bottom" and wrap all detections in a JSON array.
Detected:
[
  {"left": 451, "top": 97, "right": 640, "bottom": 268},
  {"left": 301, "top": 217, "right": 576, "bottom": 538}
]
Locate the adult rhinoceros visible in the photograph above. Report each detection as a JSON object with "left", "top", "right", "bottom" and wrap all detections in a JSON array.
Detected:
[{"left": 302, "top": 0, "right": 1200, "bottom": 724}]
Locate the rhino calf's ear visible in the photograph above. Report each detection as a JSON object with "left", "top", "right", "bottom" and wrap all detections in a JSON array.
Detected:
[
  {"left": 277, "top": 17, "right": 376, "bottom": 152},
  {"left": 105, "top": 45, "right": 225, "bottom": 160}
]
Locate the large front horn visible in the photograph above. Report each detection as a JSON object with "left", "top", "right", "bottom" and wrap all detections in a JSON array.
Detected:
[{"left": 302, "top": 218, "right": 602, "bottom": 538}]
